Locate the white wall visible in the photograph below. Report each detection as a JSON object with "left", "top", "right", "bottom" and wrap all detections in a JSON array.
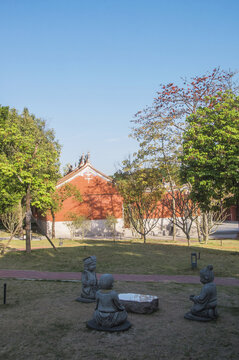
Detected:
[
  {"left": 37, "top": 217, "right": 197, "bottom": 239},
  {"left": 37, "top": 218, "right": 125, "bottom": 239}
]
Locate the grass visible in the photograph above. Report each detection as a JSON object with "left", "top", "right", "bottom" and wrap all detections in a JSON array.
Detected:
[
  {"left": 0, "top": 279, "right": 238, "bottom": 360},
  {"left": 0, "top": 230, "right": 79, "bottom": 249},
  {"left": 0, "top": 237, "right": 238, "bottom": 278},
  {"left": 0, "top": 233, "right": 239, "bottom": 359}
]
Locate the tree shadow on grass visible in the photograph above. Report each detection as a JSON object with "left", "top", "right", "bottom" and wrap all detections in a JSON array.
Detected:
[{"left": 0, "top": 240, "right": 238, "bottom": 278}]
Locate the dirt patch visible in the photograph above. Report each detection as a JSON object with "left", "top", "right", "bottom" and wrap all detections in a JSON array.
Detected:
[{"left": 0, "top": 280, "right": 238, "bottom": 360}]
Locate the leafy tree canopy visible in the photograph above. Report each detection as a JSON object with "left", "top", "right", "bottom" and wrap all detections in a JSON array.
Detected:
[
  {"left": 114, "top": 160, "right": 164, "bottom": 242},
  {"left": 0, "top": 105, "right": 61, "bottom": 251},
  {"left": 0, "top": 106, "right": 61, "bottom": 212},
  {"left": 180, "top": 92, "right": 239, "bottom": 211},
  {"left": 131, "top": 68, "right": 236, "bottom": 184}
]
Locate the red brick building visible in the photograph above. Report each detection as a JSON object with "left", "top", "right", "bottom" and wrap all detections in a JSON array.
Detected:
[
  {"left": 38, "top": 156, "right": 187, "bottom": 239},
  {"left": 40, "top": 157, "right": 125, "bottom": 238}
]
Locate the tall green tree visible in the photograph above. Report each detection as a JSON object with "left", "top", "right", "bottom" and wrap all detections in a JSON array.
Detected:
[
  {"left": 0, "top": 106, "right": 61, "bottom": 252},
  {"left": 114, "top": 160, "right": 164, "bottom": 243},
  {"left": 0, "top": 107, "right": 24, "bottom": 211},
  {"left": 131, "top": 69, "right": 236, "bottom": 239},
  {"left": 181, "top": 92, "right": 239, "bottom": 239}
]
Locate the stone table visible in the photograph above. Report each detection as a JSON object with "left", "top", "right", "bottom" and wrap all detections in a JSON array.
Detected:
[{"left": 119, "top": 293, "right": 159, "bottom": 314}]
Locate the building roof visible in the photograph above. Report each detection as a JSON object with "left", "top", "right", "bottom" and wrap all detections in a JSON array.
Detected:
[{"left": 57, "top": 162, "right": 112, "bottom": 189}]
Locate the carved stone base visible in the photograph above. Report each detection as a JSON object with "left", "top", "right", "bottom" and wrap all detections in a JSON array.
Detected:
[
  {"left": 75, "top": 297, "right": 95, "bottom": 303},
  {"left": 184, "top": 312, "right": 218, "bottom": 322},
  {"left": 119, "top": 293, "right": 159, "bottom": 314},
  {"left": 86, "top": 319, "right": 132, "bottom": 332}
]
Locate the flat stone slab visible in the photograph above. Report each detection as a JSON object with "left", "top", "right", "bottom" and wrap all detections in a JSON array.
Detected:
[
  {"left": 86, "top": 319, "right": 132, "bottom": 332},
  {"left": 119, "top": 293, "right": 159, "bottom": 314},
  {"left": 75, "top": 297, "right": 95, "bottom": 303}
]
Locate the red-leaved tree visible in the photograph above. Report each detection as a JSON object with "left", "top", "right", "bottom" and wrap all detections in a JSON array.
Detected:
[
  {"left": 132, "top": 68, "right": 235, "bottom": 163},
  {"left": 131, "top": 68, "right": 236, "bottom": 240}
]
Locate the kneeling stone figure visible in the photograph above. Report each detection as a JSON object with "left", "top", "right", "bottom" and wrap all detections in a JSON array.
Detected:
[
  {"left": 185, "top": 264, "right": 218, "bottom": 321},
  {"left": 76, "top": 256, "right": 98, "bottom": 303}
]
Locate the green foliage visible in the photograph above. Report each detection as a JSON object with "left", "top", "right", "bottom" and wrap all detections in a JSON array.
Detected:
[
  {"left": 131, "top": 68, "right": 235, "bottom": 185},
  {"left": 65, "top": 214, "right": 90, "bottom": 239},
  {"left": 49, "top": 184, "right": 82, "bottom": 239},
  {"left": 0, "top": 105, "right": 61, "bottom": 251},
  {"left": 181, "top": 92, "right": 239, "bottom": 211},
  {"left": 130, "top": 69, "right": 237, "bottom": 240},
  {"left": 0, "top": 108, "right": 23, "bottom": 211},
  {"left": 105, "top": 214, "right": 117, "bottom": 240},
  {"left": 114, "top": 160, "right": 164, "bottom": 242},
  {"left": 0, "top": 106, "right": 61, "bottom": 211},
  {"left": 51, "top": 183, "right": 82, "bottom": 215},
  {"left": 105, "top": 215, "right": 117, "bottom": 228},
  {"left": 0, "top": 203, "right": 23, "bottom": 235}
]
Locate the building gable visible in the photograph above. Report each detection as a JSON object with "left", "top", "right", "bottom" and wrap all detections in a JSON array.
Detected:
[
  {"left": 57, "top": 162, "right": 112, "bottom": 189},
  {"left": 49, "top": 159, "right": 123, "bottom": 222}
]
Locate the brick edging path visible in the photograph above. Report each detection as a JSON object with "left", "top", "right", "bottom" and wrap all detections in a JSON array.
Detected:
[{"left": 0, "top": 269, "right": 239, "bottom": 286}]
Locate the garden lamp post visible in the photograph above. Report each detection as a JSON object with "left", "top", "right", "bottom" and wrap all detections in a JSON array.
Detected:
[{"left": 191, "top": 253, "right": 197, "bottom": 269}]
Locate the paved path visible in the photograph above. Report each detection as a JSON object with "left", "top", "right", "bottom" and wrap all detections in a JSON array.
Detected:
[{"left": 0, "top": 269, "right": 239, "bottom": 286}]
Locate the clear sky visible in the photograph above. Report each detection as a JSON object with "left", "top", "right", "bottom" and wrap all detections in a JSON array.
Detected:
[{"left": 1, "top": 0, "right": 238, "bottom": 175}]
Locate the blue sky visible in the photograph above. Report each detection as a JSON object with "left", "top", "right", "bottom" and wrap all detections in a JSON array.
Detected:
[{"left": 1, "top": 0, "right": 238, "bottom": 175}]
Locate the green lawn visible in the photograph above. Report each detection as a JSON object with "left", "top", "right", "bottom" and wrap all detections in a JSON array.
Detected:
[{"left": 0, "top": 237, "right": 238, "bottom": 278}]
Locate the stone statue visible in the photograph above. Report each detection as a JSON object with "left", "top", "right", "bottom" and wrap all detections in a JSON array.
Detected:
[
  {"left": 84, "top": 151, "right": 90, "bottom": 164},
  {"left": 78, "top": 154, "right": 84, "bottom": 168},
  {"left": 76, "top": 256, "right": 98, "bottom": 303},
  {"left": 67, "top": 164, "right": 73, "bottom": 174},
  {"left": 87, "top": 274, "right": 131, "bottom": 331},
  {"left": 184, "top": 265, "right": 218, "bottom": 321}
]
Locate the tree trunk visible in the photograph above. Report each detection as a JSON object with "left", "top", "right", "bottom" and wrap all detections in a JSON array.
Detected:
[
  {"left": 143, "top": 233, "right": 146, "bottom": 244},
  {"left": 172, "top": 198, "right": 176, "bottom": 241},
  {"left": 203, "top": 213, "right": 209, "bottom": 244},
  {"left": 196, "top": 217, "right": 202, "bottom": 243},
  {"left": 51, "top": 209, "right": 56, "bottom": 239},
  {"left": 3, "top": 203, "right": 25, "bottom": 252},
  {"left": 113, "top": 224, "right": 116, "bottom": 243},
  {"left": 204, "top": 232, "right": 209, "bottom": 244},
  {"left": 25, "top": 185, "right": 31, "bottom": 253},
  {"left": 18, "top": 201, "right": 24, "bottom": 237},
  {"left": 139, "top": 221, "right": 144, "bottom": 240},
  {"left": 186, "top": 233, "right": 191, "bottom": 247}
]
